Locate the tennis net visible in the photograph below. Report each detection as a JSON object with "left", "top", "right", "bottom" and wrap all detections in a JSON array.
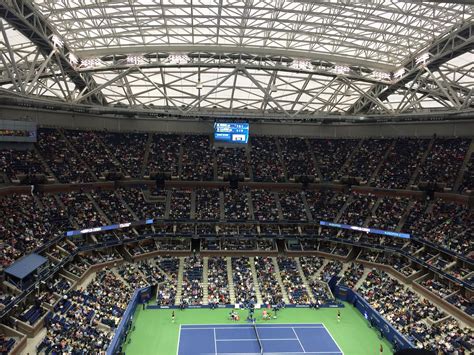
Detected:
[{"left": 253, "top": 322, "right": 264, "bottom": 354}]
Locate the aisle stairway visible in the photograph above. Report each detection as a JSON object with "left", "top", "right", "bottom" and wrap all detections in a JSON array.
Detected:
[
  {"left": 408, "top": 136, "right": 435, "bottom": 186},
  {"left": 454, "top": 138, "right": 474, "bottom": 191},
  {"left": 272, "top": 257, "right": 290, "bottom": 304},
  {"left": 202, "top": 257, "right": 209, "bottom": 305},
  {"left": 226, "top": 257, "right": 237, "bottom": 304},
  {"left": 140, "top": 133, "right": 153, "bottom": 177},
  {"left": 295, "top": 257, "right": 316, "bottom": 303},
  {"left": 354, "top": 267, "right": 370, "bottom": 290},
  {"left": 248, "top": 257, "right": 263, "bottom": 305},
  {"left": 175, "top": 257, "right": 185, "bottom": 306}
]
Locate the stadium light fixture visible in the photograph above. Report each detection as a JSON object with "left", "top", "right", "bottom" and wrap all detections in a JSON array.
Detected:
[
  {"left": 80, "top": 58, "right": 101, "bottom": 68},
  {"left": 168, "top": 54, "right": 190, "bottom": 65},
  {"left": 127, "top": 55, "right": 145, "bottom": 65},
  {"left": 373, "top": 71, "right": 391, "bottom": 81},
  {"left": 196, "top": 81, "right": 203, "bottom": 90},
  {"left": 334, "top": 65, "right": 350, "bottom": 74},
  {"left": 394, "top": 68, "right": 406, "bottom": 80},
  {"left": 416, "top": 53, "right": 430, "bottom": 66},
  {"left": 291, "top": 59, "right": 313, "bottom": 71},
  {"left": 68, "top": 53, "right": 79, "bottom": 66},
  {"left": 51, "top": 35, "right": 63, "bottom": 49},
  {"left": 270, "top": 84, "right": 278, "bottom": 93}
]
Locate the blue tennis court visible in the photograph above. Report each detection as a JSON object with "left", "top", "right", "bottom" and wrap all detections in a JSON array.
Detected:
[{"left": 177, "top": 323, "right": 344, "bottom": 355}]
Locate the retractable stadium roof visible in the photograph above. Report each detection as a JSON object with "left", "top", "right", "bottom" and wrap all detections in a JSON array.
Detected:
[{"left": 0, "top": 0, "right": 472, "bottom": 121}]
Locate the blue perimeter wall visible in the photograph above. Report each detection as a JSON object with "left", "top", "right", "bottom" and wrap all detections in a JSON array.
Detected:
[
  {"left": 333, "top": 284, "right": 414, "bottom": 351},
  {"left": 107, "top": 286, "right": 152, "bottom": 355}
]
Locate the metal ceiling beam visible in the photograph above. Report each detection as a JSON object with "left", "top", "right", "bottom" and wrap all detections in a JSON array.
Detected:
[
  {"left": 347, "top": 21, "right": 474, "bottom": 114},
  {"left": 75, "top": 45, "right": 396, "bottom": 72},
  {"left": 0, "top": 0, "right": 107, "bottom": 105}
]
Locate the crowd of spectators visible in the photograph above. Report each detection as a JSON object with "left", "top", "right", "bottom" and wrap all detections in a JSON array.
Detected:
[
  {"left": 0, "top": 148, "right": 47, "bottom": 181},
  {"left": 310, "top": 139, "right": 358, "bottom": 182},
  {"left": 224, "top": 188, "right": 250, "bottom": 221},
  {"left": 1, "top": 130, "right": 474, "bottom": 355},
  {"left": 181, "top": 256, "right": 204, "bottom": 306},
  {"left": 207, "top": 257, "right": 231, "bottom": 305},
  {"left": 60, "top": 192, "right": 108, "bottom": 228},
  {"left": 250, "top": 136, "right": 284, "bottom": 182},
  {"left": 369, "top": 196, "right": 410, "bottom": 231},
  {"left": 252, "top": 189, "right": 279, "bottom": 221},
  {"left": 117, "top": 263, "right": 149, "bottom": 289},
  {"left": 279, "top": 191, "right": 307, "bottom": 221},
  {"left": 36, "top": 128, "right": 95, "bottom": 183},
  {"left": 0, "top": 193, "right": 64, "bottom": 267},
  {"left": 119, "top": 187, "right": 166, "bottom": 220},
  {"left": 417, "top": 138, "right": 470, "bottom": 188},
  {"left": 169, "top": 189, "right": 192, "bottom": 220},
  {"left": 2, "top": 131, "right": 472, "bottom": 190},
  {"left": 320, "top": 260, "right": 343, "bottom": 282},
  {"left": 340, "top": 139, "right": 392, "bottom": 182},
  {"left": 420, "top": 278, "right": 453, "bottom": 299},
  {"left": 408, "top": 318, "right": 472, "bottom": 354},
  {"left": 195, "top": 188, "right": 220, "bottom": 220},
  {"left": 90, "top": 190, "right": 135, "bottom": 223},
  {"left": 372, "top": 139, "right": 429, "bottom": 189},
  {"left": 232, "top": 257, "right": 257, "bottom": 306},
  {"left": 64, "top": 130, "right": 121, "bottom": 178},
  {"left": 446, "top": 293, "right": 473, "bottom": 316},
  {"left": 299, "top": 256, "right": 324, "bottom": 279},
  {"left": 215, "top": 147, "right": 249, "bottom": 178},
  {"left": 403, "top": 199, "right": 473, "bottom": 257},
  {"left": 137, "top": 260, "right": 166, "bottom": 285},
  {"left": 277, "top": 257, "right": 310, "bottom": 304},
  {"left": 339, "top": 193, "right": 377, "bottom": 226},
  {"left": 145, "top": 134, "right": 181, "bottom": 177},
  {"left": 156, "top": 256, "right": 179, "bottom": 306},
  {"left": 181, "top": 135, "right": 214, "bottom": 180},
  {"left": 338, "top": 263, "right": 364, "bottom": 288},
  {"left": 100, "top": 132, "right": 146, "bottom": 178},
  {"left": 356, "top": 269, "right": 473, "bottom": 353},
  {"left": 255, "top": 256, "right": 284, "bottom": 305},
  {"left": 305, "top": 190, "right": 347, "bottom": 222},
  {"left": 459, "top": 153, "right": 473, "bottom": 193},
  {"left": 279, "top": 137, "right": 317, "bottom": 179},
  {"left": 38, "top": 267, "right": 132, "bottom": 353}
]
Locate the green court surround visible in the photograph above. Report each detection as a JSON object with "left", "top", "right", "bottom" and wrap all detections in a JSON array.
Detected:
[{"left": 123, "top": 302, "right": 394, "bottom": 355}]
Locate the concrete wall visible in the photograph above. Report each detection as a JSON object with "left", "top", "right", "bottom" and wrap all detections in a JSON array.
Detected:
[{"left": 1, "top": 106, "right": 473, "bottom": 138}]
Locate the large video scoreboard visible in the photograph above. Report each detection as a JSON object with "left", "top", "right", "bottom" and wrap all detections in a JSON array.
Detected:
[{"left": 214, "top": 122, "right": 249, "bottom": 144}]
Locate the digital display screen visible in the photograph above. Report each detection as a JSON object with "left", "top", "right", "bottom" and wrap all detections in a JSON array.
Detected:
[
  {"left": 66, "top": 219, "right": 154, "bottom": 237},
  {"left": 0, "top": 120, "right": 37, "bottom": 143},
  {"left": 319, "top": 221, "right": 410, "bottom": 239},
  {"left": 214, "top": 122, "right": 249, "bottom": 144}
]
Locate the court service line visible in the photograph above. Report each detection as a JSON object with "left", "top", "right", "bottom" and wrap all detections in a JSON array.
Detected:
[
  {"left": 181, "top": 326, "right": 325, "bottom": 330},
  {"left": 214, "top": 328, "right": 218, "bottom": 355},
  {"left": 291, "top": 327, "right": 307, "bottom": 353},
  {"left": 321, "top": 324, "right": 344, "bottom": 355},
  {"left": 216, "top": 338, "right": 297, "bottom": 341}
]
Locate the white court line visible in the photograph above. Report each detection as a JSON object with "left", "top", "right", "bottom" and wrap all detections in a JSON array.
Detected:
[
  {"left": 181, "top": 323, "right": 325, "bottom": 327},
  {"left": 181, "top": 326, "right": 325, "bottom": 330},
  {"left": 216, "top": 338, "right": 296, "bottom": 342},
  {"left": 176, "top": 324, "right": 182, "bottom": 355},
  {"left": 213, "top": 352, "right": 343, "bottom": 354},
  {"left": 214, "top": 327, "right": 218, "bottom": 355},
  {"left": 292, "top": 327, "right": 307, "bottom": 353},
  {"left": 321, "top": 324, "right": 344, "bottom": 355}
]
